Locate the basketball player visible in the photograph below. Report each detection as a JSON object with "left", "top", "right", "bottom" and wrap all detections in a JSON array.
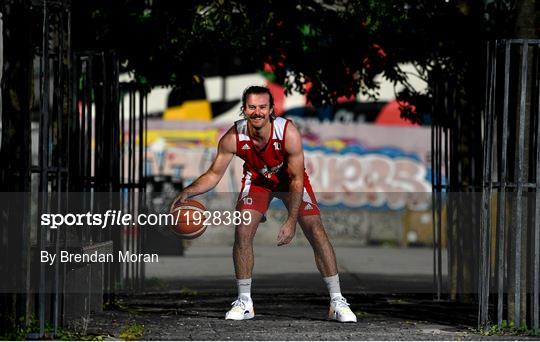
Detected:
[{"left": 174, "top": 86, "right": 357, "bottom": 322}]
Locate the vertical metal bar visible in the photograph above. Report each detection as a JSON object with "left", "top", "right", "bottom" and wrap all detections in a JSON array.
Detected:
[
  {"left": 533, "top": 43, "right": 540, "bottom": 331},
  {"left": 38, "top": 1, "right": 50, "bottom": 336},
  {"left": 496, "top": 41, "right": 511, "bottom": 327},
  {"left": 62, "top": 7, "right": 72, "bottom": 329},
  {"left": 431, "top": 81, "right": 438, "bottom": 299},
  {"left": 120, "top": 87, "right": 124, "bottom": 188},
  {"left": 137, "top": 91, "right": 144, "bottom": 289},
  {"left": 98, "top": 53, "right": 106, "bottom": 247},
  {"left": 437, "top": 81, "right": 446, "bottom": 299},
  {"left": 446, "top": 113, "right": 454, "bottom": 300},
  {"left": 129, "top": 91, "right": 133, "bottom": 168},
  {"left": 513, "top": 40, "right": 529, "bottom": 326},
  {"left": 130, "top": 89, "right": 136, "bottom": 290},
  {"left": 488, "top": 38, "right": 498, "bottom": 322},
  {"left": 141, "top": 92, "right": 148, "bottom": 288},
  {"left": 88, "top": 55, "right": 94, "bottom": 243},
  {"left": 78, "top": 56, "right": 84, "bottom": 176},
  {"left": 80, "top": 53, "right": 88, "bottom": 267},
  {"left": 99, "top": 52, "right": 106, "bottom": 189},
  {"left": 80, "top": 59, "right": 86, "bottom": 187},
  {"left": 118, "top": 86, "right": 123, "bottom": 289},
  {"left": 138, "top": 93, "right": 144, "bottom": 188},
  {"left": 435, "top": 83, "right": 440, "bottom": 300},
  {"left": 122, "top": 89, "right": 129, "bottom": 286},
  {"left": 53, "top": 10, "right": 64, "bottom": 335},
  {"left": 448, "top": 95, "right": 458, "bottom": 300},
  {"left": 131, "top": 89, "right": 136, "bottom": 290},
  {"left": 0, "top": 11, "right": 3, "bottom": 148},
  {"left": 86, "top": 56, "right": 93, "bottom": 192},
  {"left": 127, "top": 89, "right": 131, "bottom": 289},
  {"left": 127, "top": 88, "right": 134, "bottom": 288},
  {"left": 110, "top": 59, "right": 119, "bottom": 296},
  {"left": 435, "top": 80, "right": 441, "bottom": 297},
  {"left": 457, "top": 104, "right": 464, "bottom": 297},
  {"left": 479, "top": 40, "right": 495, "bottom": 329}
]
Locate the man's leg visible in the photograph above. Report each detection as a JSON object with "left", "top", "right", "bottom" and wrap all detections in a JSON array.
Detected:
[
  {"left": 233, "top": 209, "right": 264, "bottom": 280},
  {"left": 297, "top": 214, "right": 338, "bottom": 277},
  {"left": 299, "top": 214, "right": 357, "bottom": 322},
  {"left": 225, "top": 209, "right": 263, "bottom": 320}
]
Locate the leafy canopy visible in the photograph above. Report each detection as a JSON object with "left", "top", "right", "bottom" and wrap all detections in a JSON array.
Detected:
[{"left": 72, "top": 0, "right": 515, "bottom": 122}]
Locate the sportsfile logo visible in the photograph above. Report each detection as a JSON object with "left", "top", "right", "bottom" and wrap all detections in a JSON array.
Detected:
[
  {"left": 40, "top": 210, "right": 179, "bottom": 229},
  {"left": 40, "top": 209, "right": 252, "bottom": 229}
]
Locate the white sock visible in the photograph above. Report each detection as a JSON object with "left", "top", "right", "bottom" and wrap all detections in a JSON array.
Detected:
[
  {"left": 237, "top": 278, "right": 252, "bottom": 300},
  {"left": 323, "top": 274, "right": 342, "bottom": 300}
]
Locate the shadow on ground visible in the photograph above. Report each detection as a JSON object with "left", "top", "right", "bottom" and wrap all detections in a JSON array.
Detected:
[{"left": 83, "top": 274, "right": 532, "bottom": 340}]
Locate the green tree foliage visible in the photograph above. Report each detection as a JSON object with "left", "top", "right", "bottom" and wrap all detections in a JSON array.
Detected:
[{"left": 72, "top": 0, "right": 518, "bottom": 122}]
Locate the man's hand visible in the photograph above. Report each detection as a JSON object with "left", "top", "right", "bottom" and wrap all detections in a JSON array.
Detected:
[
  {"left": 277, "top": 219, "right": 297, "bottom": 246},
  {"left": 171, "top": 191, "right": 189, "bottom": 212}
]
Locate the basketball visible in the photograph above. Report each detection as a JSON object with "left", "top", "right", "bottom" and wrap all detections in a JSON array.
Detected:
[{"left": 170, "top": 199, "right": 207, "bottom": 239}]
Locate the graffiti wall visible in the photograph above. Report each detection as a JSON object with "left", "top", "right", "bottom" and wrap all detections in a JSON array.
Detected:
[
  {"left": 144, "top": 119, "right": 432, "bottom": 210},
  {"left": 139, "top": 118, "right": 436, "bottom": 246}
]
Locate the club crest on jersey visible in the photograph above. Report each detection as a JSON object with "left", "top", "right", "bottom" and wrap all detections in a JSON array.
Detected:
[
  {"left": 259, "top": 162, "right": 284, "bottom": 178},
  {"left": 242, "top": 143, "right": 250, "bottom": 150},
  {"left": 273, "top": 142, "right": 281, "bottom": 150}
]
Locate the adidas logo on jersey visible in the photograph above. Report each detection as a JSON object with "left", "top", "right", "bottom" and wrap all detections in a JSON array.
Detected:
[
  {"left": 242, "top": 144, "right": 250, "bottom": 150},
  {"left": 304, "top": 203, "right": 313, "bottom": 210}
]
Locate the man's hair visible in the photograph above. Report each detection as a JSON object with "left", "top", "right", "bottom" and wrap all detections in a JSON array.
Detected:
[{"left": 241, "top": 85, "right": 275, "bottom": 111}]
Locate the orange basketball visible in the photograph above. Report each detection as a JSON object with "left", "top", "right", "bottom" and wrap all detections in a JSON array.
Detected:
[{"left": 169, "top": 199, "right": 207, "bottom": 239}]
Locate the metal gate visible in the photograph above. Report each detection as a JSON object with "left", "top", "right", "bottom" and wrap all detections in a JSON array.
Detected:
[
  {"left": 0, "top": 0, "right": 148, "bottom": 337},
  {"left": 478, "top": 39, "right": 540, "bottom": 330},
  {"left": 432, "top": 39, "right": 540, "bottom": 331}
]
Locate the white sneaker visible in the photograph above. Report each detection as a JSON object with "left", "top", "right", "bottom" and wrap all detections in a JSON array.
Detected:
[
  {"left": 225, "top": 296, "right": 255, "bottom": 320},
  {"left": 329, "top": 296, "right": 357, "bottom": 322}
]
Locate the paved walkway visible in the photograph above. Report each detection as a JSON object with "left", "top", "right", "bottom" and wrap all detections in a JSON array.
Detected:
[{"left": 86, "top": 246, "right": 530, "bottom": 340}]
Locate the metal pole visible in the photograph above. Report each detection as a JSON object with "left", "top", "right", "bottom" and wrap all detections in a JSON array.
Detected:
[
  {"left": 496, "top": 41, "right": 511, "bottom": 327},
  {"left": 478, "top": 40, "right": 495, "bottom": 329},
  {"left": 512, "top": 40, "right": 529, "bottom": 327},
  {"left": 431, "top": 80, "right": 438, "bottom": 299},
  {"left": 38, "top": 0, "right": 50, "bottom": 336},
  {"left": 533, "top": 41, "right": 540, "bottom": 332}
]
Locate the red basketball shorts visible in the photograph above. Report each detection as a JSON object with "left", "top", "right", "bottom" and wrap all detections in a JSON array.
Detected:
[{"left": 236, "top": 173, "right": 320, "bottom": 216}]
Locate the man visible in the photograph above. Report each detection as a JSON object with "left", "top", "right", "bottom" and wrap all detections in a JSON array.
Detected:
[{"left": 175, "top": 86, "right": 357, "bottom": 322}]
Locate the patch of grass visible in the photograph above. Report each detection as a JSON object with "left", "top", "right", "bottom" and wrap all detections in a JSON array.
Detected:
[
  {"left": 0, "top": 316, "right": 105, "bottom": 341},
  {"left": 119, "top": 323, "right": 144, "bottom": 340},
  {"left": 56, "top": 328, "right": 104, "bottom": 341},
  {"left": 0, "top": 316, "right": 39, "bottom": 340},
  {"left": 481, "top": 320, "right": 540, "bottom": 337}
]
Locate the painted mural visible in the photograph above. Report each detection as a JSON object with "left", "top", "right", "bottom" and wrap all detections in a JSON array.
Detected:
[{"left": 142, "top": 119, "right": 432, "bottom": 211}]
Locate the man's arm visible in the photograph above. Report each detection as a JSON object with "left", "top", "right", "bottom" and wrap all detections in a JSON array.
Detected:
[
  {"left": 277, "top": 122, "right": 305, "bottom": 246},
  {"left": 174, "top": 127, "right": 236, "bottom": 203}
]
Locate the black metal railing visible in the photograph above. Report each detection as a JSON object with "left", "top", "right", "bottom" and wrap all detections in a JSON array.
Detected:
[
  {"left": 433, "top": 39, "right": 540, "bottom": 331},
  {"left": 479, "top": 39, "right": 540, "bottom": 330},
  {"left": 0, "top": 0, "right": 149, "bottom": 337}
]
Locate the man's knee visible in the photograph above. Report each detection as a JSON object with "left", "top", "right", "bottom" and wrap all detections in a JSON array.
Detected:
[
  {"left": 234, "top": 222, "right": 258, "bottom": 248},
  {"left": 234, "top": 233, "right": 253, "bottom": 250},
  {"left": 300, "top": 215, "right": 323, "bottom": 232}
]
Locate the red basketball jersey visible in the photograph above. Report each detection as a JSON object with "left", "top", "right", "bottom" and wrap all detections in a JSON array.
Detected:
[{"left": 234, "top": 117, "right": 290, "bottom": 188}]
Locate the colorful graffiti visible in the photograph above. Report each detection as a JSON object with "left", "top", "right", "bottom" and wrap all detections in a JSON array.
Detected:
[
  {"left": 304, "top": 148, "right": 431, "bottom": 210},
  {"left": 144, "top": 122, "right": 432, "bottom": 210}
]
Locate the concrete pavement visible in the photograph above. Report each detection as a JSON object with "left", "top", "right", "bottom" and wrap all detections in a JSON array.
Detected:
[
  {"left": 144, "top": 245, "right": 445, "bottom": 293},
  {"left": 82, "top": 245, "right": 534, "bottom": 340}
]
